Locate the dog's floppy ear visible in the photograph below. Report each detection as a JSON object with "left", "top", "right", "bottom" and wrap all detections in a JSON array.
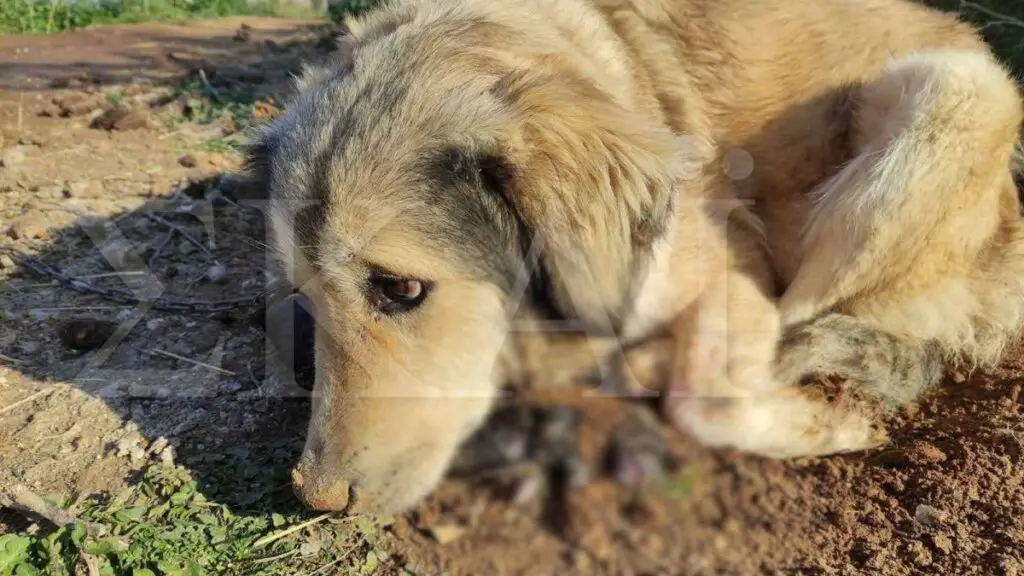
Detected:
[{"left": 495, "top": 60, "right": 702, "bottom": 330}]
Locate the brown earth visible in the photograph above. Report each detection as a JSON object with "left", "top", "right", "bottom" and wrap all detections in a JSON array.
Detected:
[{"left": 1, "top": 17, "right": 1023, "bottom": 576}]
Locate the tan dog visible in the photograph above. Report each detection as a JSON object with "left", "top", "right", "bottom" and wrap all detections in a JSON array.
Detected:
[{"left": 248, "top": 0, "right": 1024, "bottom": 515}]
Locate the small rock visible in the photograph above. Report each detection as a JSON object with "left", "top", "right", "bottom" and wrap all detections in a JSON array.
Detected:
[
  {"left": 930, "top": 533, "right": 953, "bottom": 555},
  {"left": 178, "top": 154, "right": 198, "bottom": 168},
  {"left": 220, "top": 380, "right": 243, "bottom": 394},
  {"left": 52, "top": 93, "right": 103, "bottom": 117},
  {"left": 145, "top": 318, "right": 167, "bottom": 330},
  {"left": 905, "top": 540, "right": 932, "bottom": 567},
  {"left": 17, "top": 341, "right": 40, "bottom": 355},
  {"left": 511, "top": 470, "right": 546, "bottom": 505},
  {"left": 178, "top": 241, "right": 198, "bottom": 256},
  {"left": 90, "top": 106, "right": 155, "bottom": 131},
  {"left": 908, "top": 441, "right": 947, "bottom": 465},
  {"left": 115, "top": 436, "right": 144, "bottom": 461},
  {"left": 206, "top": 262, "right": 228, "bottom": 283},
  {"left": 61, "top": 180, "right": 91, "bottom": 199},
  {"left": 102, "top": 240, "right": 140, "bottom": 271},
  {"left": 0, "top": 145, "right": 30, "bottom": 168},
  {"left": 6, "top": 213, "right": 53, "bottom": 240},
  {"left": 915, "top": 504, "right": 948, "bottom": 526},
  {"left": 0, "top": 254, "right": 15, "bottom": 269},
  {"left": 234, "top": 23, "right": 252, "bottom": 42},
  {"left": 17, "top": 136, "right": 43, "bottom": 147},
  {"left": 127, "top": 383, "right": 171, "bottom": 398},
  {"left": 149, "top": 436, "right": 169, "bottom": 456},
  {"left": 425, "top": 523, "right": 465, "bottom": 545},
  {"left": 298, "top": 540, "right": 321, "bottom": 557},
  {"left": 38, "top": 104, "right": 62, "bottom": 118},
  {"left": 159, "top": 445, "right": 176, "bottom": 467},
  {"left": 57, "top": 317, "right": 119, "bottom": 351}
]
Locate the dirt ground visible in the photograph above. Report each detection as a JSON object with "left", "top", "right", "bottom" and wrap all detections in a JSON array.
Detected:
[{"left": 1, "top": 16, "right": 1023, "bottom": 576}]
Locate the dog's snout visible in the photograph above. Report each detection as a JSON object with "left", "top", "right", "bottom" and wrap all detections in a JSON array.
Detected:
[{"left": 291, "top": 458, "right": 354, "bottom": 512}]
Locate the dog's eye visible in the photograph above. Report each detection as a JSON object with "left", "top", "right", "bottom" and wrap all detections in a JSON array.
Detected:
[{"left": 368, "top": 273, "right": 430, "bottom": 314}]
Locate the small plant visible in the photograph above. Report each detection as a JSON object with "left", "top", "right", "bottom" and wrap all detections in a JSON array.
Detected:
[
  {"left": 1, "top": 445, "right": 388, "bottom": 575},
  {"left": 327, "top": 0, "right": 377, "bottom": 23}
]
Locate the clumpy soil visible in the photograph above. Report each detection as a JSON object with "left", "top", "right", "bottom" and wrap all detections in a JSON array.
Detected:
[{"left": 1, "top": 17, "right": 1023, "bottom": 576}]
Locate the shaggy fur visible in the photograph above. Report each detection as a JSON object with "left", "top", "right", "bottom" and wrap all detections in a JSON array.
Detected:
[{"left": 249, "top": 0, "right": 1024, "bottom": 514}]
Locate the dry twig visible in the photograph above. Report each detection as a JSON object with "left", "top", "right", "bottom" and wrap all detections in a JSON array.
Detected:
[
  {"left": 0, "top": 484, "right": 106, "bottom": 537},
  {"left": 0, "top": 388, "right": 55, "bottom": 416},
  {"left": 143, "top": 212, "right": 212, "bottom": 256},
  {"left": 198, "top": 69, "right": 224, "bottom": 103},
  {"left": 145, "top": 348, "right": 236, "bottom": 375},
  {"left": 252, "top": 513, "right": 333, "bottom": 549},
  {"left": 5, "top": 250, "right": 269, "bottom": 313}
]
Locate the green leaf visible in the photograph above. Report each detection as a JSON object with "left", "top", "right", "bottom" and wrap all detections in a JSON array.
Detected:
[
  {"left": 83, "top": 538, "right": 128, "bottom": 556},
  {"left": 184, "top": 559, "right": 204, "bottom": 576},
  {"left": 70, "top": 523, "right": 87, "bottom": 548},
  {"left": 148, "top": 503, "right": 170, "bottom": 520},
  {"left": 13, "top": 563, "right": 40, "bottom": 576},
  {"left": 207, "top": 526, "right": 226, "bottom": 545},
  {"left": 115, "top": 507, "right": 147, "bottom": 523},
  {"left": 169, "top": 491, "right": 191, "bottom": 505},
  {"left": 156, "top": 559, "right": 183, "bottom": 575},
  {"left": 0, "top": 535, "right": 32, "bottom": 572},
  {"left": 270, "top": 513, "right": 286, "bottom": 528},
  {"left": 132, "top": 569, "right": 157, "bottom": 576}
]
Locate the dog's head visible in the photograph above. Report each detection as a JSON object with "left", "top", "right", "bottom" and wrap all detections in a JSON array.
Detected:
[{"left": 248, "top": 3, "right": 692, "bottom": 515}]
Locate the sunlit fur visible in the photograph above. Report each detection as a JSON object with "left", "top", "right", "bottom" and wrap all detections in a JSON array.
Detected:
[{"left": 249, "top": 0, "right": 1024, "bottom": 513}]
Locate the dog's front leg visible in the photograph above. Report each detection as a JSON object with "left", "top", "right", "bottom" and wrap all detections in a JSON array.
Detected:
[{"left": 663, "top": 266, "right": 886, "bottom": 459}]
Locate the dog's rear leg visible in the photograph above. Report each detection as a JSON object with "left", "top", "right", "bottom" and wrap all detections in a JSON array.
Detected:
[{"left": 779, "top": 50, "right": 1023, "bottom": 344}]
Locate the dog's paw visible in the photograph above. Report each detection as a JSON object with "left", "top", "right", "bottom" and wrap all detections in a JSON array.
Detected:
[{"left": 665, "top": 388, "right": 886, "bottom": 459}]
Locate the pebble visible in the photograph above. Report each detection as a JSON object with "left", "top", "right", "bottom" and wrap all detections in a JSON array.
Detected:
[
  {"left": 102, "top": 240, "right": 139, "bottom": 271},
  {"left": 115, "top": 436, "right": 145, "bottom": 462},
  {"left": 178, "top": 154, "right": 198, "bottom": 168},
  {"left": 127, "top": 383, "right": 171, "bottom": 399},
  {"left": 145, "top": 318, "right": 167, "bottom": 330},
  {"left": 159, "top": 445, "right": 176, "bottom": 467},
  {"left": 89, "top": 106, "right": 156, "bottom": 131},
  {"left": 6, "top": 212, "right": 51, "bottom": 240},
  {"left": 18, "top": 341, "right": 40, "bottom": 355},
  {"left": 0, "top": 145, "right": 31, "bottom": 168},
  {"left": 206, "top": 262, "right": 228, "bottom": 283},
  {"left": 0, "top": 254, "right": 15, "bottom": 269},
  {"left": 914, "top": 504, "right": 948, "bottom": 526},
  {"left": 149, "top": 436, "right": 169, "bottom": 456},
  {"left": 61, "top": 180, "right": 92, "bottom": 199},
  {"left": 424, "top": 524, "right": 465, "bottom": 545},
  {"left": 52, "top": 93, "right": 102, "bottom": 117},
  {"left": 930, "top": 533, "right": 953, "bottom": 555}
]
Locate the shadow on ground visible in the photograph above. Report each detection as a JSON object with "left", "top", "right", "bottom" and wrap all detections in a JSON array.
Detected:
[{"left": 0, "top": 17, "right": 339, "bottom": 91}]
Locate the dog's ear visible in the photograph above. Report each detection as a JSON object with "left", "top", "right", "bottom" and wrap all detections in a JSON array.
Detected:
[{"left": 495, "top": 60, "right": 706, "bottom": 330}]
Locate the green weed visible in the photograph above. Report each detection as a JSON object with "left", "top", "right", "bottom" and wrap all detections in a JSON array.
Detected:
[{"left": 0, "top": 444, "right": 390, "bottom": 575}]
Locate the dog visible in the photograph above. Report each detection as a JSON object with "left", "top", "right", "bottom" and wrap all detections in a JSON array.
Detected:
[{"left": 247, "top": 0, "right": 1024, "bottom": 515}]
